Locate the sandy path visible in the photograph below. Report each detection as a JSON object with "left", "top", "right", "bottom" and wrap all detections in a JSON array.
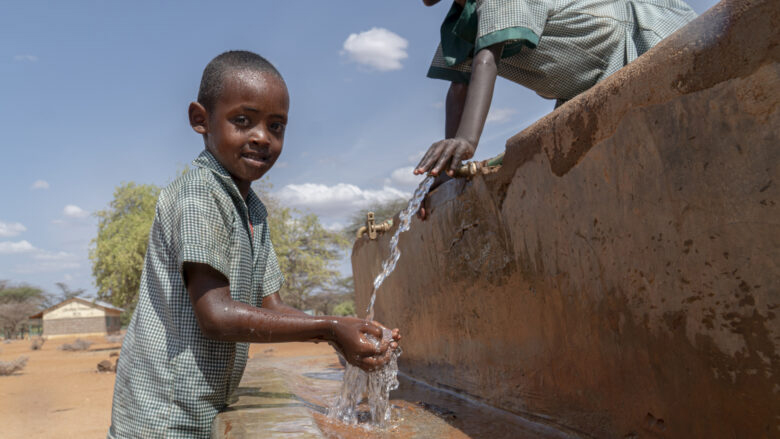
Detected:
[{"left": 0, "top": 335, "right": 334, "bottom": 439}]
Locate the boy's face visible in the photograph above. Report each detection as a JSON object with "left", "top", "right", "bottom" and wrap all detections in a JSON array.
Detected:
[{"left": 191, "top": 69, "right": 288, "bottom": 197}]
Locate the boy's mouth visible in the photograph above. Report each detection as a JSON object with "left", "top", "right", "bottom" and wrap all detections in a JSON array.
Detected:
[{"left": 241, "top": 151, "right": 269, "bottom": 166}]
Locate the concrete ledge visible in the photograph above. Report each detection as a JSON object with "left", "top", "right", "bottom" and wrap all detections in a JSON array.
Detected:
[
  {"left": 211, "top": 365, "right": 325, "bottom": 439},
  {"left": 212, "top": 348, "right": 580, "bottom": 438},
  {"left": 352, "top": 0, "right": 779, "bottom": 437}
]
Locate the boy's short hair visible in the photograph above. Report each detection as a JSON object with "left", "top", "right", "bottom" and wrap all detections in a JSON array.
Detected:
[{"left": 197, "top": 50, "right": 284, "bottom": 112}]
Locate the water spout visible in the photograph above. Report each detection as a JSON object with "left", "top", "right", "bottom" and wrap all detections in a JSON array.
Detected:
[{"left": 328, "top": 175, "right": 435, "bottom": 427}]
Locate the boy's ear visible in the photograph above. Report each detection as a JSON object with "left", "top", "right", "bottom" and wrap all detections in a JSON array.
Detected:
[{"left": 188, "top": 102, "right": 208, "bottom": 135}]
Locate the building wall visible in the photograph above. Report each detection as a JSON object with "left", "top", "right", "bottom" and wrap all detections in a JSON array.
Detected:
[
  {"left": 41, "top": 300, "right": 122, "bottom": 336},
  {"left": 105, "top": 315, "right": 121, "bottom": 333},
  {"left": 352, "top": 1, "right": 779, "bottom": 437},
  {"left": 45, "top": 301, "right": 105, "bottom": 319},
  {"left": 44, "top": 316, "right": 107, "bottom": 336}
]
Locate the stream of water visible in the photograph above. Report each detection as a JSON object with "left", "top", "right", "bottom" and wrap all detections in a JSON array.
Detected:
[{"left": 327, "top": 175, "right": 435, "bottom": 427}]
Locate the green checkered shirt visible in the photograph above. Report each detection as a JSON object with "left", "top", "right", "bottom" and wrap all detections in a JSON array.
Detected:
[
  {"left": 108, "top": 150, "right": 284, "bottom": 439},
  {"left": 428, "top": 0, "right": 697, "bottom": 99}
]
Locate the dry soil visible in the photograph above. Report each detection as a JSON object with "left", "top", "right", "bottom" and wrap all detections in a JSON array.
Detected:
[{"left": 0, "top": 334, "right": 333, "bottom": 439}]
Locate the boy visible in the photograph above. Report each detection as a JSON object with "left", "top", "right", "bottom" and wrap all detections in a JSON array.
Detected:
[
  {"left": 414, "top": 0, "right": 697, "bottom": 181},
  {"left": 108, "top": 51, "right": 399, "bottom": 438}
]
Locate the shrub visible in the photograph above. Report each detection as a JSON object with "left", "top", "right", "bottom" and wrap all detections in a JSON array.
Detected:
[
  {"left": 97, "top": 359, "right": 115, "bottom": 372},
  {"left": 31, "top": 337, "right": 45, "bottom": 350},
  {"left": 105, "top": 334, "right": 124, "bottom": 344},
  {"left": 59, "top": 338, "right": 93, "bottom": 351},
  {"left": 0, "top": 356, "right": 28, "bottom": 376}
]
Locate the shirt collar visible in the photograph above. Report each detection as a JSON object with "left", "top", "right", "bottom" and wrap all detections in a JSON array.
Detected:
[
  {"left": 192, "top": 149, "right": 268, "bottom": 221},
  {"left": 193, "top": 149, "right": 231, "bottom": 178},
  {"left": 192, "top": 149, "right": 245, "bottom": 201}
]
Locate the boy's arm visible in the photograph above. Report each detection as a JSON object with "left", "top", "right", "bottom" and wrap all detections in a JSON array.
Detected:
[
  {"left": 260, "top": 292, "right": 309, "bottom": 316},
  {"left": 183, "top": 262, "right": 394, "bottom": 370},
  {"left": 415, "top": 43, "right": 503, "bottom": 178},
  {"left": 261, "top": 292, "right": 401, "bottom": 361}
]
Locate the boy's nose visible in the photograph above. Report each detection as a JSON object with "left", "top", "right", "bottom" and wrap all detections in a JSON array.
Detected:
[{"left": 249, "top": 127, "right": 269, "bottom": 145}]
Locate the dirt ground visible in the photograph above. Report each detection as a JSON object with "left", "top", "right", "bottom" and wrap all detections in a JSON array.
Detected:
[{"left": 0, "top": 334, "right": 334, "bottom": 439}]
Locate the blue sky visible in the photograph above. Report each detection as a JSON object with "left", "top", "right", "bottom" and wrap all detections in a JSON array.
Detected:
[{"left": 0, "top": 0, "right": 718, "bottom": 296}]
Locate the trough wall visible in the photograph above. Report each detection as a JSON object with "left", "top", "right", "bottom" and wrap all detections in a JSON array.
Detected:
[{"left": 352, "top": 0, "right": 779, "bottom": 437}]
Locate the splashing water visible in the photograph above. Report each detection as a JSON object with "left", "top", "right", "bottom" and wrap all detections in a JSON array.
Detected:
[
  {"left": 328, "top": 175, "right": 435, "bottom": 427},
  {"left": 366, "top": 175, "right": 435, "bottom": 322}
]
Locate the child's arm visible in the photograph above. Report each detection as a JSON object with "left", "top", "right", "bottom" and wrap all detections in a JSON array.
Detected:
[
  {"left": 414, "top": 44, "right": 503, "bottom": 178},
  {"left": 184, "top": 262, "right": 396, "bottom": 370},
  {"left": 262, "top": 293, "right": 401, "bottom": 340},
  {"left": 261, "top": 292, "right": 401, "bottom": 363}
]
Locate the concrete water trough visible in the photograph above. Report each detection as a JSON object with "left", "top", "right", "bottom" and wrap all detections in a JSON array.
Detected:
[
  {"left": 211, "top": 345, "right": 580, "bottom": 438},
  {"left": 214, "top": 0, "right": 778, "bottom": 437},
  {"left": 353, "top": 0, "right": 779, "bottom": 437}
]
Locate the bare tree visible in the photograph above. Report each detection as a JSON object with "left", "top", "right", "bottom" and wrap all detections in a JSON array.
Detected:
[
  {"left": 55, "top": 282, "right": 85, "bottom": 301},
  {"left": 0, "top": 302, "right": 40, "bottom": 339},
  {"left": 0, "top": 281, "right": 47, "bottom": 339}
]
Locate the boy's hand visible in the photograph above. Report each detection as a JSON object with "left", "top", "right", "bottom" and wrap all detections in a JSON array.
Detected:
[
  {"left": 329, "top": 317, "right": 401, "bottom": 371},
  {"left": 414, "top": 137, "right": 476, "bottom": 178},
  {"left": 372, "top": 320, "right": 402, "bottom": 348}
]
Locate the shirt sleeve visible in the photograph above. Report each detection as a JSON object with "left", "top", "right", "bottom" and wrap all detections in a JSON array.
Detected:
[
  {"left": 176, "top": 179, "right": 232, "bottom": 281},
  {"left": 427, "top": 0, "right": 548, "bottom": 83},
  {"left": 260, "top": 239, "right": 284, "bottom": 299},
  {"left": 474, "top": 0, "right": 546, "bottom": 54}
]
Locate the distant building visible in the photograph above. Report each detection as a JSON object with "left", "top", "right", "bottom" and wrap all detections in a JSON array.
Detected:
[{"left": 28, "top": 297, "right": 122, "bottom": 338}]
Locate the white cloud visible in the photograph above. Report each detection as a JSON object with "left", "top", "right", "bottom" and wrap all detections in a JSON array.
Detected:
[
  {"left": 486, "top": 107, "right": 517, "bottom": 124},
  {"left": 31, "top": 180, "right": 49, "bottom": 190},
  {"left": 0, "top": 240, "right": 36, "bottom": 254},
  {"left": 342, "top": 28, "right": 408, "bottom": 71},
  {"left": 0, "top": 240, "right": 80, "bottom": 273},
  {"left": 33, "top": 250, "right": 74, "bottom": 261},
  {"left": 63, "top": 204, "right": 89, "bottom": 218},
  {"left": 0, "top": 240, "right": 75, "bottom": 260},
  {"left": 275, "top": 183, "right": 409, "bottom": 217},
  {"left": 0, "top": 221, "right": 26, "bottom": 238},
  {"left": 432, "top": 101, "right": 445, "bottom": 109},
  {"left": 14, "top": 54, "right": 38, "bottom": 62},
  {"left": 388, "top": 166, "right": 425, "bottom": 189},
  {"left": 14, "top": 260, "right": 80, "bottom": 274}
]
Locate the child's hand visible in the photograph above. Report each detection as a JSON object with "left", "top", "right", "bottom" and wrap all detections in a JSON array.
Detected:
[
  {"left": 372, "top": 320, "right": 402, "bottom": 350},
  {"left": 414, "top": 137, "right": 476, "bottom": 177},
  {"left": 329, "top": 317, "right": 401, "bottom": 371}
]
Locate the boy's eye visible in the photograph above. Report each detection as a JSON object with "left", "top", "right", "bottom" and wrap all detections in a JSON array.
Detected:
[
  {"left": 232, "top": 115, "right": 250, "bottom": 126},
  {"left": 270, "top": 122, "right": 286, "bottom": 134}
]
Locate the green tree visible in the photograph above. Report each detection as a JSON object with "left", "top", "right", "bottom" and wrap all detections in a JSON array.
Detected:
[
  {"left": 269, "top": 209, "right": 350, "bottom": 310},
  {"left": 256, "top": 183, "right": 350, "bottom": 311},
  {"left": 332, "top": 300, "right": 355, "bottom": 317},
  {"left": 0, "top": 281, "right": 46, "bottom": 304},
  {"left": 306, "top": 277, "right": 354, "bottom": 316},
  {"left": 90, "top": 182, "right": 160, "bottom": 311}
]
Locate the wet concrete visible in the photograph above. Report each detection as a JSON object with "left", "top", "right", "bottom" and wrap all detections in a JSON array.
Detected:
[
  {"left": 352, "top": 0, "right": 779, "bottom": 437},
  {"left": 212, "top": 349, "right": 582, "bottom": 438}
]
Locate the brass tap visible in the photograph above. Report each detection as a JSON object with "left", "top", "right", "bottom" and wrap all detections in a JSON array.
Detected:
[
  {"left": 452, "top": 153, "right": 504, "bottom": 178},
  {"left": 356, "top": 211, "right": 393, "bottom": 239},
  {"left": 453, "top": 161, "right": 480, "bottom": 178}
]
